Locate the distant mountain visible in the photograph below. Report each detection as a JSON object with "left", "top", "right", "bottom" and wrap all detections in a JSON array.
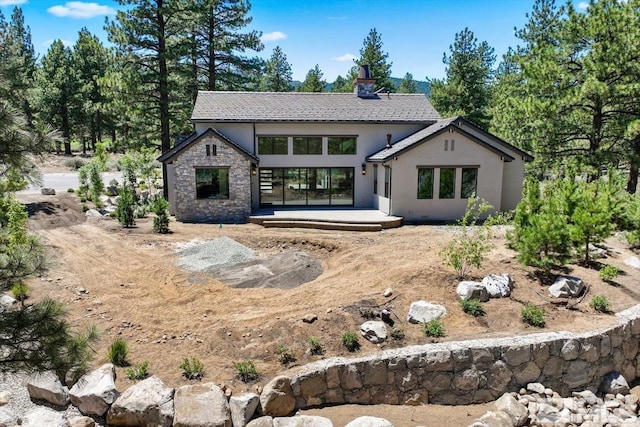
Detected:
[{"left": 320, "top": 77, "right": 430, "bottom": 94}]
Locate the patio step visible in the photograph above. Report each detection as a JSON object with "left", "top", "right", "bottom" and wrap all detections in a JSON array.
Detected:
[{"left": 261, "top": 220, "right": 383, "bottom": 232}]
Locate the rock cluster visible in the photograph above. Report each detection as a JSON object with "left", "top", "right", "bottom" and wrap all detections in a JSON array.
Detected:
[
  {"left": 469, "top": 379, "right": 640, "bottom": 427},
  {"left": 457, "top": 273, "right": 513, "bottom": 300}
]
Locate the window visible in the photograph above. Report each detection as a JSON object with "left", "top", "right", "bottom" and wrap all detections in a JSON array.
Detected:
[
  {"left": 444, "top": 140, "right": 448, "bottom": 151},
  {"left": 328, "top": 137, "right": 356, "bottom": 155},
  {"left": 417, "top": 168, "right": 434, "bottom": 199},
  {"left": 461, "top": 168, "right": 478, "bottom": 198},
  {"left": 258, "top": 136, "right": 287, "bottom": 155},
  {"left": 451, "top": 140, "right": 455, "bottom": 151},
  {"left": 373, "top": 164, "right": 378, "bottom": 195},
  {"left": 293, "top": 137, "right": 322, "bottom": 155},
  {"left": 439, "top": 168, "right": 455, "bottom": 199},
  {"left": 205, "top": 144, "right": 216, "bottom": 156},
  {"left": 195, "top": 168, "right": 229, "bottom": 199},
  {"left": 384, "top": 166, "right": 391, "bottom": 198}
]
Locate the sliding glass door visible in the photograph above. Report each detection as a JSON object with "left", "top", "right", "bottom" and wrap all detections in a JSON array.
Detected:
[{"left": 259, "top": 167, "right": 354, "bottom": 206}]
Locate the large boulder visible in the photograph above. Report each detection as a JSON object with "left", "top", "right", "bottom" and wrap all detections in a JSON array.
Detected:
[
  {"left": 494, "top": 393, "right": 527, "bottom": 427},
  {"left": 481, "top": 274, "right": 513, "bottom": 298},
  {"left": 456, "top": 281, "right": 489, "bottom": 302},
  {"left": 260, "top": 376, "right": 295, "bottom": 417},
  {"left": 601, "top": 372, "right": 630, "bottom": 395},
  {"left": 107, "top": 376, "right": 174, "bottom": 427},
  {"left": 360, "top": 321, "right": 387, "bottom": 344},
  {"left": 230, "top": 393, "right": 260, "bottom": 427},
  {"left": 27, "top": 371, "right": 69, "bottom": 407},
  {"left": 407, "top": 301, "right": 446, "bottom": 324},
  {"left": 173, "top": 383, "right": 230, "bottom": 427},
  {"left": 0, "top": 295, "right": 17, "bottom": 311},
  {"left": 549, "top": 276, "right": 584, "bottom": 298},
  {"left": 273, "top": 416, "right": 333, "bottom": 426},
  {"left": 22, "top": 407, "right": 69, "bottom": 427},
  {"left": 69, "top": 363, "right": 119, "bottom": 417},
  {"left": 345, "top": 416, "right": 394, "bottom": 427}
]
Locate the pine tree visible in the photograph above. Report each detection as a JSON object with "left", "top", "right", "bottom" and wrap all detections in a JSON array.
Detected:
[
  {"left": 298, "top": 64, "right": 326, "bottom": 92},
  {"left": 260, "top": 46, "right": 293, "bottom": 92},
  {"left": 397, "top": 72, "right": 418, "bottom": 93},
  {"left": 0, "top": 7, "right": 36, "bottom": 123},
  {"left": 71, "top": 28, "right": 110, "bottom": 153},
  {"left": 429, "top": 27, "right": 495, "bottom": 129},
  {"left": 33, "top": 40, "right": 76, "bottom": 155},
  {"left": 355, "top": 28, "right": 394, "bottom": 92},
  {"left": 183, "top": 0, "right": 264, "bottom": 95}
]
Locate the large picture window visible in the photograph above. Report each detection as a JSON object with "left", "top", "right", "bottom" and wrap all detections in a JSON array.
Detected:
[
  {"left": 417, "top": 168, "right": 434, "bottom": 199},
  {"left": 439, "top": 168, "right": 455, "bottom": 199},
  {"left": 258, "top": 136, "right": 287, "bottom": 155},
  {"left": 293, "top": 137, "right": 322, "bottom": 155},
  {"left": 196, "top": 168, "right": 229, "bottom": 199},
  {"left": 461, "top": 168, "right": 478, "bottom": 198},
  {"left": 328, "top": 137, "right": 356, "bottom": 155},
  {"left": 259, "top": 167, "right": 354, "bottom": 206}
]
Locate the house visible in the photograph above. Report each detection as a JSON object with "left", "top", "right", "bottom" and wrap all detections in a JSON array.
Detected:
[{"left": 158, "top": 66, "right": 532, "bottom": 223}]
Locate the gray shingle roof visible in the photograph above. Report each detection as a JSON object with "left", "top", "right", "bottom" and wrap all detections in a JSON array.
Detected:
[
  {"left": 366, "top": 116, "right": 516, "bottom": 162},
  {"left": 158, "top": 128, "right": 258, "bottom": 163},
  {"left": 191, "top": 91, "right": 441, "bottom": 123}
]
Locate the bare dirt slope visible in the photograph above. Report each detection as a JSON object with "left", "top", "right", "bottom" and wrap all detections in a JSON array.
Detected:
[{"left": 17, "top": 192, "right": 640, "bottom": 426}]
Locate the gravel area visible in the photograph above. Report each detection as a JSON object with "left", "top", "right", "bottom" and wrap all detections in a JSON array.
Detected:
[{"left": 175, "top": 237, "right": 255, "bottom": 272}]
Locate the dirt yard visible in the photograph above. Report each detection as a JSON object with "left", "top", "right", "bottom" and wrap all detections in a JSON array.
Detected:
[{"left": 16, "top": 191, "right": 640, "bottom": 426}]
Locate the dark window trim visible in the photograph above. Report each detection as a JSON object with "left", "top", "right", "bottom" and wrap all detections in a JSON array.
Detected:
[
  {"left": 293, "top": 136, "right": 323, "bottom": 155},
  {"left": 461, "top": 167, "right": 478, "bottom": 199},
  {"left": 438, "top": 167, "right": 456, "bottom": 199},
  {"left": 257, "top": 136, "right": 288, "bottom": 155},
  {"left": 328, "top": 136, "right": 357, "bottom": 155},
  {"left": 417, "top": 167, "right": 434, "bottom": 199}
]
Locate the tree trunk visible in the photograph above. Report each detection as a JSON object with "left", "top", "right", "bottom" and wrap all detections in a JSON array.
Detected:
[
  {"left": 157, "top": 0, "right": 170, "bottom": 197},
  {"left": 62, "top": 103, "right": 72, "bottom": 155},
  {"left": 82, "top": 136, "right": 86, "bottom": 156},
  {"left": 208, "top": 10, "right": 216, "bottom": 91},
  {"left": 90, "top": 115, "right": 97, "bottom": 151},
  {"left": 627, "top": 135, "right": 640, "bottom": 194}
]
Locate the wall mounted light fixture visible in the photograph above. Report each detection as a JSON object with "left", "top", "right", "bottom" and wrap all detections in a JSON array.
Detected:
[
  {"left": 251, "top": 163, "right": 257, "bottom": 175},
  {"left": 361, "top": 163, "right": 367, "bottom": 175}
]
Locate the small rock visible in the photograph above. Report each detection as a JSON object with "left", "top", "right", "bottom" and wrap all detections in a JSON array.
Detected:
[
  {"left": 527, "top": 383, "right": 546, "bottom": 394},
  {"left": 624, "top": 256, "right": 640, "bottom": 269},
  {"left": 230, "top": 393, "right": 259, "bottom": 427},
  {"left": 85, "top": 209, "right": 103, "bottom": 218},
  {"left": 273, "top": 415, "right": 333, "bottom": 426},
  {"left": 260, "top": 376, "right": 295, "bottom": 417},
  {"left": 345, "top": 416, "right": 394, "bottom": 427},
  {"left": 22, "top": 407, "right": 67, "bottom": 427},
  {"left": 601, "top": 372, "right": 630, "bottom": 395},
  {"left": 27, "top": 371, "right": 70, "bottom": 407},
  {"left": 68, "top": 416, "right": 95, "bottom": 427},
  {"left": 0, "top": 391, "right": 9, "bottom": 406},
  {"left": 383, "top": 288, "right": 393, "bottom": 297},
  {"left": 549, "top": 276, "right": 584, "bottom": 298},
  {"left": 456, "top": 281, "right": 489, "bottom": 302},
  {"left": 360, "top": 321, "right": 387, "bottom": 344},
  {"left": 495, "top": 393, "right": 527, "bottom": 426},
  {"left": 302, "top": 314, "right": 317, "bottom": 324},
  {"left": 481, "top": 273, "right": 513, "bottom": 298},
  {"left": 41, "top": 188, "right": 56, "bottom": 196},
  {"left": 573, "top": 390, "right": 599, "bottom": 406}
]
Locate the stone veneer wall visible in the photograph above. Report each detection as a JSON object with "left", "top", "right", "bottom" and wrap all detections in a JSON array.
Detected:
[
  {"left": 286, "top": 305, "right": 640, "bottom": 408},
  {"left": 172, "top": 133, "right": 252, "bottom": 223}
]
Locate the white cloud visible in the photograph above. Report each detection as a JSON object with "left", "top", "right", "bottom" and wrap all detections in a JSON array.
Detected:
[
  {"left": 0, "top": 0, "right": 27, "bottom": 6},
  {"left": 261, "top": 31, "right": 287, "bottom": 42},
  {"left": 43, "top": 39, "right": 72, "bottom": 48},
  {"left": 47, "top": 2, "right": 116, "bottom": 19},
  {"left": 578, "top": 1, "right": 589, "bottom": 9},
  {"left": 332, "top": 53, "right": 356, "bottom": 63}
]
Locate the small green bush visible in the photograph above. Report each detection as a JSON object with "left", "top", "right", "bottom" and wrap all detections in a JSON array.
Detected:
[
  {"left": 151, "top": 196, "right": 170, "bottom": 234},
  {"left": 180, "top": 357, "right": 204, "bottom": 380},
  {"left": 233, "top": 360, "right": 259, "bottom": 383},
  {"left": 125, "top": 361, "right": 149, "bottom": 381},
  {"left": 590, "top": 295, "right": 611, "bottom": 313},
  {"left": 460, "top": 299, "right": 485, "bottom": 316},
  {"left": 80, "top": 197, "right": 87, "bottom": 203},
  {"left": 390, "top": 327, "right": 405, "bottom": 340},
  {"left": 521, "top": 304, "right": 546, "bottom": 327},
  {"left": 107, "top": 338, "right": 129, "bottom": 366},
  {"left": 599, "top": 265, "right": 619, "bottom": 282},
  {"left": 64, "top": 157, "right": 86, "bottom": 170},
  {"left": 81, "top": 204, "right": 89, "bottom": 213},
  {"left": 422, "top": 319, "right": 445, "bottom": 337},
  {"left": 67, "top": 188, "right": 75, "bottom": 193},
  {"left": 276, "top": 345, "right": 295, "bottom": 365},
  {"left": 11, "top": 282, "right": 28, "bottom": 301},
  {"left": 342, "top": 331, "right": 360, "bottom": 352},
  {"left": 116, "top": 185, "right": 136, "bottom": 228},
  {"left": 307, "top": 336, "right": 323, "bottom": 355}
]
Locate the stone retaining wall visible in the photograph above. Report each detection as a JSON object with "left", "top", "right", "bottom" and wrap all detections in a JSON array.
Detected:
[{"left": 285, "top": 305, "right": 640, "bottom": 407}]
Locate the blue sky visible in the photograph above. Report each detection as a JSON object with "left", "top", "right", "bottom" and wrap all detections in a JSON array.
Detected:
[{"left": 0, "top": 0, "right": 589, "bottom": 82}]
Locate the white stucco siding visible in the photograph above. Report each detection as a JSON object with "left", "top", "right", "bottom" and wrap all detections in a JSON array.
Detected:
[
  {"left": 389, "top": 131, "right": 505, "bottom": 221},
  {"left": 195, "top": 122, "right": 425, "bottom": 209},
  {"left": 501, "top": 160, "right": 525, "bottom": 211}
]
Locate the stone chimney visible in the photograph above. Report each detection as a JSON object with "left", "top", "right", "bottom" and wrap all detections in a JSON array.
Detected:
[{"left": 354, "top": 65, "right": 376, "bottom": 99}]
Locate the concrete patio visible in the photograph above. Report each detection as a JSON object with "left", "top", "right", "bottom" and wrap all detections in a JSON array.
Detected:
[{"left": 248, "top": 208, "right": 403, "bottom": 231}]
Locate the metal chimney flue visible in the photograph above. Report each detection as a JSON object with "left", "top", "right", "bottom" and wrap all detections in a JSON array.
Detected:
[
  {"left": 358, "top": 65, "right": 371, "bottom": 79},
  {"left": 386, "top": 134, "right": 392, "bottom": 148}
]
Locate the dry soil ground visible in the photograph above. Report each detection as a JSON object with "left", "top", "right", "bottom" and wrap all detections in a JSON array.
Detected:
[{"left": 15, "top": 187, "right": 640, "bottom": 426}]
